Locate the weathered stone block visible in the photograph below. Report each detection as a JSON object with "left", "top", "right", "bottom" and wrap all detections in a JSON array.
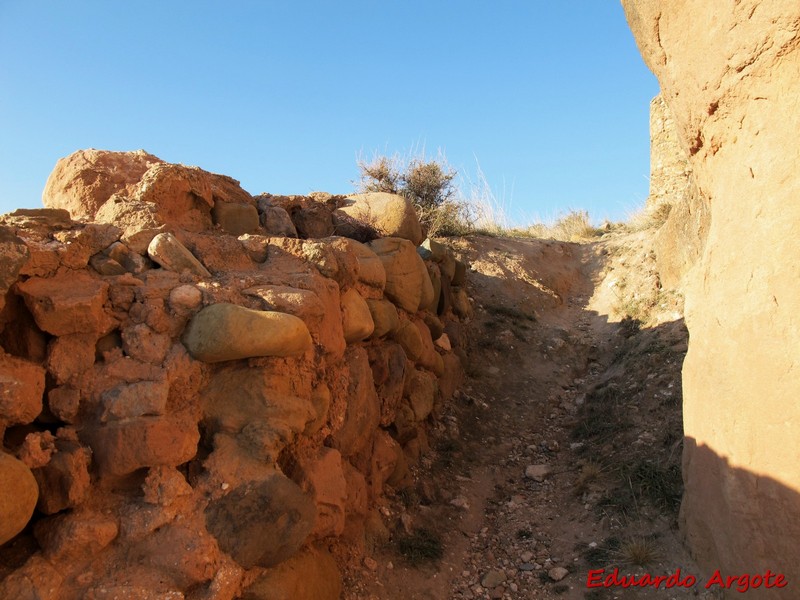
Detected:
[
  {"left": 0, "top": 227, "right": 29, "bottom": 312},
  {"left": 205, "top": 474, "right": 316, "bottom": 568},
  {"left": 35, "top": 511, "right": 118, "bottom": 562},
  {"left": 341, "top": 288, "right": 374, "bottom": 343},
  {"left": 100, "top": 380, "right": 169, "bottom": 422},
  {"left": 368, "top": 237, "right": 433, "bottom": 313},
  {"left": 0, "top": 452, "right": 38, "bottom": 545},
  {"left": 331, "top": 347, "right": 380, "bottom": 458},
  {"left": 0, "top": 352, "right": 45, "bottom": 427},
  {"left": 296, "top": 448, "right": 347, "bottom": 539},
  {"left": 212, "top": 202, "right": 259, "bottom": 236},
  {"left": 392, "top": 320, "right": 424, "bottom": 362},
  {"left": 404, "top": 368, "right": 438, "bottom": 422},
  {"left": 368, "top": 342, "right": 406, "bottom": 427},
  {"left": 17, "top": 272, "right": 114, "bottom": 336},
  {"left": 240, "top": 545, "right": 342, "bottom": 600},
  {"left": 260, "top": 205, "right": 298, "bottom": 237},
  {"left": 33, "top": 441, "right": 91, "bottom": 514},
  {"left": 88, "top": 415, "right": 199, "bottom": 477},
  {"left": 366, "top": 298, "right": 399, "bottom": 338}
]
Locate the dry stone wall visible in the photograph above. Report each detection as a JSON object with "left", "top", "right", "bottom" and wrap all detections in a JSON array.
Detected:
[
  {"left": 0, "top": 149, "right": 470, "bottom": 599},
  {"left": 623, "top": 0, "right": 800, "bottom": 594}
]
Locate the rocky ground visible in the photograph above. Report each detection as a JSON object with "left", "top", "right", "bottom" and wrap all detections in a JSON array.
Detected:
[{"left": 341, "top": 228, "right": 724, "bottom": 600}]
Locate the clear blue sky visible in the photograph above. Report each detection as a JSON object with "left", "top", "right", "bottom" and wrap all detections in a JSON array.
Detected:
[{"left": 0, "top": 1, "right": 658, "bottom": 224}]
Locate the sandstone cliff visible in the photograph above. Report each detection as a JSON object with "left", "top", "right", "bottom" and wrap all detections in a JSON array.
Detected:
[
  {"left": 0, "top": 150, "right": 469, "bottom": 599},
  {"left": 623, "top": 0, "right": 800, "bottom": 595}
]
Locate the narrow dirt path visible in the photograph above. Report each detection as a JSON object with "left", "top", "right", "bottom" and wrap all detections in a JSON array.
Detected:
[{"left": 346, "top": 233, "right": 715, "bottom": 600}]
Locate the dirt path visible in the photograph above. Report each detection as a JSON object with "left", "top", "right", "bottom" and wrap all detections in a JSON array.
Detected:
[{"left": 345, "top": 233, "right": 717, "bottom": 600}]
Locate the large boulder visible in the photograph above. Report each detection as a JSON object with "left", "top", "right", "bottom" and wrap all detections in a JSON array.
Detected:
[
  {"left": 43, "top": 150, "right": 255, "bottom": 250},
  {"left": 623, "top": 0, "right": 800, "bottom": 587},
  {"left": 183, "top": 303, "right": 312, "bottom": 363},
  {"left": 334, "top": 192, "right": 424, "bottom": 245},
  {"left": 42, "top": 149, "right": 163, "bottom": 217}
]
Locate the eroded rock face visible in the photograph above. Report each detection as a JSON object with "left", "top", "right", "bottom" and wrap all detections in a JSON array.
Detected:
[
  {"left": 42, "top": 149, "right": 164, "bottom": 218},
  {"left": 623, "top": 0, "right": 800, "bottom": 586}
]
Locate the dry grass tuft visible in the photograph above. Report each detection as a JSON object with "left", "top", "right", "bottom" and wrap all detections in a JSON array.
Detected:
[
  {"left": 625, "top": 201, "right": 673, "bottom": 232},
  {"left": 616, "top": 537, "right": 661, "bottom": 567},
  {"left": 525, "top": 210, "right": 603, "bottom": 242},
  {"left": 575, "top": 461, "right": 604, "bottom": 496}
]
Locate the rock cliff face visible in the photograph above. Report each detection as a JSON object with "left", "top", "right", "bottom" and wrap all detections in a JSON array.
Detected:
[
  {"left": 623, "top": 0, "right": 800, "bottom": 592},
  {"left": 645, "top": 94, "right": 692, "bottom": 212},
  {"left": 644, "top": 93, "right": 707, "bottom": 289},
  {"left": 0, "top": 150, "right": 470, "bottom": 599}
]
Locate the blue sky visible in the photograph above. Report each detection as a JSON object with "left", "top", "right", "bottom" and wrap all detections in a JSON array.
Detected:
[{"left": 0, "top": 1, "right": 658, "bottom": 224}]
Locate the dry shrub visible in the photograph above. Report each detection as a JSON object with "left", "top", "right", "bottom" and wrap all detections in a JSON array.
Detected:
[
  {"left": 356, "top": 152, "right": 468, "bottom": 237},
  {"left": 418, "top": 199, "right": 474, "bottom": 237},
  {"left": 356, "top": 154, "right": 402, "bottom": 195},
  {"left": 403, "top": 158, "right": 457, "bottom": 210}
]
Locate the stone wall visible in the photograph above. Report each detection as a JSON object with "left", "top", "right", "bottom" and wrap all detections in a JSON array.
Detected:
[
  {"left": 623, "top": 0, "right": 800, "bottom": 595},
  {"left": 0, "top": 150, "right": 470, "bottom": 599}
]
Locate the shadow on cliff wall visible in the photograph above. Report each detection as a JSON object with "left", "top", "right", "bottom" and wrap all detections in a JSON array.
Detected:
[{"left": 681, "top": 438, "right": 800, "bottom": 595}]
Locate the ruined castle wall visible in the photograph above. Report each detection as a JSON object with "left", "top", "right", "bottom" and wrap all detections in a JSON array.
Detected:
[{"left": 0, "top": 150, "right": 470, "bottom": 599}]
